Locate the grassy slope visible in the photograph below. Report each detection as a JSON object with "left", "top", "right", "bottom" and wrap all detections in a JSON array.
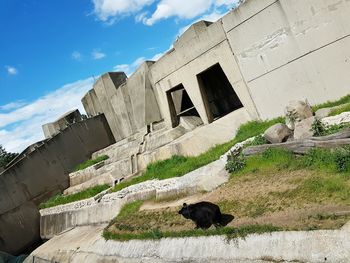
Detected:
[
  {"left": 312, "top": 94, "right": 350, "bottom": 112},
  {"left": 104, "top": 148, "right": 350, "bottom": 241},
  {"left": 74, "top": 155, "right": 109, "bottom": 172},
  {"left": 112, "top": 117, "right": 284, "bottom": 192},
  {"left": 39, "top": 184, "right": 110, "bottom": 209},
  {"left": 103, "top": 200, "right": 280, "bottom": 241},
  {"left": 40, "top": 94, "right": 350, "bottom": 209},
  {"left": 330, "top": 103, "right": 350, "bottom": 116}
]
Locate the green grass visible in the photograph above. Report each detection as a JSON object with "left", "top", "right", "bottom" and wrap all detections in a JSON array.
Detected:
[
  {"left": 330, "top": 103, "right": 350, "bottom": 116},
  {"left": 74, "top": 155, "right": 109, "bottom": 172},
  {"left": 235, "top": 147, "right": 350, "bottom": 175},
  {"left": 103, "top": 224, "right": 281, "bottom": 241},
  {"left": 312, "top": 94, "right": 350, "bottom": 112},
  {"left": 112, "top": 117, "right": 284, "bottom": 192},
  {"left": 39, "top": 184, "right": 110, "bottom": 209},
  {"left": 231, "top": 148, "right": 350, "bottom": 204},
  {"left": 103, "top": 201, "right": 281, "bottom": 241}
]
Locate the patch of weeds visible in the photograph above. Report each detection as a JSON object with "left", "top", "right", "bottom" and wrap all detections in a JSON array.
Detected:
[
  {"left": 244, "top": 134, "right": 269, "bottom": 148},
  {"left": 39, "top": 184, "right": 110, "bottom": 209},
  {"left": 301, "top": 147, "right": 350, "bottom": 173},
  {"left": 334, "top": 146, "right": 350, "bottom": 172},
  {"left": 74, "top": 155, "right": 109, "bottom": 172},
  {"left": 312, "top": 119, "right": 350, "bottom": 137},
  {"left": 225, "top": 151, "right": 246, "bottom": 173},
  {"left": 311, "top": 118, "right": 327, "bottom": 137}
]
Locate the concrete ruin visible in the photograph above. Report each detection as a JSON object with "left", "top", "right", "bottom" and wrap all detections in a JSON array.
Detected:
[
  {"left": 42, "top": 109, "right": 83, "bottom": 139},
  {"left": 2, "top": 0, "right": 350, "bottom": 257}
]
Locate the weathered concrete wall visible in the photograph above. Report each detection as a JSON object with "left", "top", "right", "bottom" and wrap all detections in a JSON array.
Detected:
[
  {"left": 0, "top": 115, "right": 115, "bottom": 255},
  {"left": 81, "top": 89, "right": 103, "bottom": 117},
  {"left": 92, "top": 72, "right": 128, "bottom": 141},
  {"left": 149, "top": 21, "right": 259, "bottom": 128},
  {"left": 27, "top": 222, "right": 350, "bottom": 263},
  {"left": 83, "top": 65, "right": 162, "bottom": 142},
  {"left": 42, "top": 109, "right": 82, "bottom": 139},
  {"left": 109, "top": 62, "right": 162, "bottom": 136},
  {"left": 223, "top": 0, "right": 350, "bottom": 119}
]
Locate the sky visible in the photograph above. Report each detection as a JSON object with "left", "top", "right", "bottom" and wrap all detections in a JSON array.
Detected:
[{"left": 0, "top": 0, "right": 241, "bottom": 153}]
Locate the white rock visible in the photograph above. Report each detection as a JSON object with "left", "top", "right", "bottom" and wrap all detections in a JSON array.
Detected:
[
  {"left": 264, "top": 123, "right": 292, "bottom": 143},
  {"left": 294, "top": 116, "right": 315, "bottom": 140},
  {"left": 285, "top": 100, "right": 313, "bottom": 130},
  {"left": 322, "top": 111, "right": 350, "bottom": 126}
]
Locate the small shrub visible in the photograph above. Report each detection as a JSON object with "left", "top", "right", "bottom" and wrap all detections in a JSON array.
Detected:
[
  {"left": 334, "top": 146, "right": 350, "bottom": 172},
  {"left": 225, "top": 151, "right": 246, "bottom": 173},
  {"left": 311, "top": 118, "right": 327, "bottom": 136},
  {"left": 311, "top": 119, "right": 350, "bottom": 137},
  {"left": 249, "top": 135, "right": 269, "bottom": 146}
]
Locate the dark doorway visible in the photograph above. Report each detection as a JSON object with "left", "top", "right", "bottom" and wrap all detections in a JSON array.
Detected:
[
  {"left": 166, "top": 84, "right": 201, "bottom": 128},
  {"left": 197, "top": 63, "right": 243, "bottom": 122}
]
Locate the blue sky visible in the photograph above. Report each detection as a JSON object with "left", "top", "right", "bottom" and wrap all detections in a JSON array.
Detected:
[{"left": 0, "top": 0, "right": 239, "bottom": 153}]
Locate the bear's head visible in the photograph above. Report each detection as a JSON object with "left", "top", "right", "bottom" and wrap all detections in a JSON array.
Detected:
[{"left": 178, "top": 203, "right": 191, "bottom": 219}]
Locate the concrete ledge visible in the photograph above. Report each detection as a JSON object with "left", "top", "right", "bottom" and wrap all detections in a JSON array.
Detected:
[{"left": 28, "top": 222, "right": 350, "bottom": 263}]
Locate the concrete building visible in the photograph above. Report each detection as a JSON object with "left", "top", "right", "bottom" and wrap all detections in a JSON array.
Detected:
[
  {"left": 84, "top": 0, "right": 350, "bottom": 143},
  {"left": 2, "top": 0, "right": 350, "bottom": 256},
  {"left": 42, "top": 109, "right": 82, "bottom": 139}
]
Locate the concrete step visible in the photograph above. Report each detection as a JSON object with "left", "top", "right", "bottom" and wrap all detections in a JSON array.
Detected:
[{"left": 64, "top": 158, "right": 132, "bottom": 195}]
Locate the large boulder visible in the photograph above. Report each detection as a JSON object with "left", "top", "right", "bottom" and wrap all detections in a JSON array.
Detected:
[
  {"left": 285, "top": 100, "right": 313, "bottom": 130},
  {"left": 264, "top": 123, "right": 292, "bottom": 143},
  {"left": 294, "top": 116, "right": 315, "bottom": 140}
]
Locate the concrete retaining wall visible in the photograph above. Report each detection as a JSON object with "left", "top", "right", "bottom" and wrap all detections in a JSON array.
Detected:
[
  {"left": 26, "top": 222, "right": 350, "bottom": 263},
  {"left": 0, "top": 115, "right": 115, "bottom": 255}
]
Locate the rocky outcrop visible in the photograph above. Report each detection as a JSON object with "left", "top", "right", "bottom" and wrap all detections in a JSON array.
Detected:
[
  {"left": 264, "top": 123, "right": 292, "bottom": 143},
  {"left": 285, "top": 100, "right": 313, "bottom": 130},
  {"left": 293, "top": 116, "right": 315, "bottom": 140}
]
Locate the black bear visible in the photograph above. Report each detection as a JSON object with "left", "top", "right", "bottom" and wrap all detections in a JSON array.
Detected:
[{"left": 178, "top": 201, "right": 223, "bottom": 229}]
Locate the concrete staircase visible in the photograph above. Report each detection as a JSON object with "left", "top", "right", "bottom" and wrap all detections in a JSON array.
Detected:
[{"left": 62, "top": 109, "right": 251, "bottom": 196}]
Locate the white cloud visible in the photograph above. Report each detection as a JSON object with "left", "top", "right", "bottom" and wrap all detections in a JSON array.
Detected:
[
  {"left": 0, "top": 101, "right": 27, "bottom": 111},
  {"left": 113, "top": 56, "right": 146, "bottom": 76},
  {"left": 113, "top": 52, "right": 164, "bottom": 76},
  {"left": 5, "top": 66, "right": 18, "bottom": 75},
  {"left": 0, "top": 78, "right": 94, "bottom": 153},
  {"left": 92, "top": 50, "right": 106, "bottom": 60},
  {"left": 216, "top": 0, "right": 242, "bottom": 7},
  {"left": 92, "top": 0, "right": 243, "bottom": 25},
  {"left": 177, "top": 9, "right": 228, "bottom": 37},
  {"left": 93, "top": 0, "right": 155, "bottom": 23},
  {"left": 143, "top": 0, "right": 212, "bottom": 26},
  {"left": 72, "top": 51, "right": 82, "bottom": 60}
]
